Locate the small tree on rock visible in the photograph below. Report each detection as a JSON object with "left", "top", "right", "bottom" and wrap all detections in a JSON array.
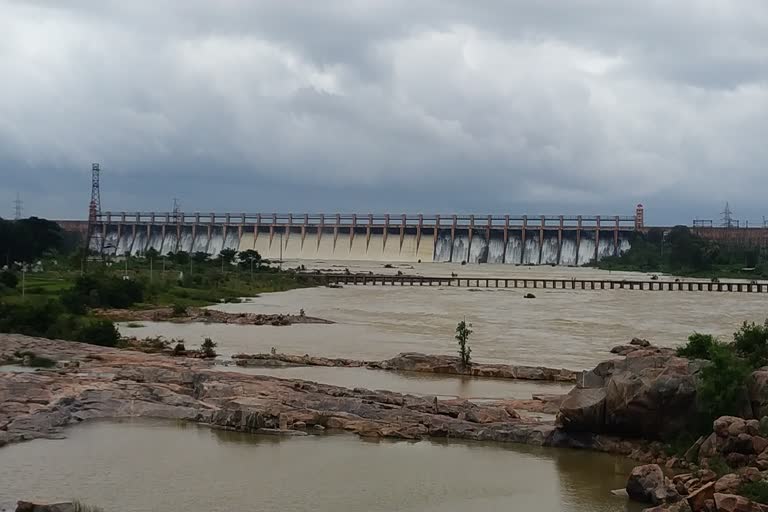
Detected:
[
  {"left": 200, "top": 337, "right": 217, "bottom": 358},
  {"left": 456, "top": 319, "right": 472, "bottom": 367}
]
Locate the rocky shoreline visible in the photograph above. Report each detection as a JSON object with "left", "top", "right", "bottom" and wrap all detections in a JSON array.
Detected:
[
  {"left": 0, "top": 333, "right": 638, "bottom": 455},
  {"left": 230, "top": 351, "right": 578, "bottom": 382},
  {"left": 95, "top": 307, "right": 333, "bottom": 326}
]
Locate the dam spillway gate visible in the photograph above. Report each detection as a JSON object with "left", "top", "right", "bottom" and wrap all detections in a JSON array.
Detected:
[{"left": 89, "top": 212, "right": 638, "bottom": 265}]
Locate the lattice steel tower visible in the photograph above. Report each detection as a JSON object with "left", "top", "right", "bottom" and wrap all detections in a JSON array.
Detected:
[
  {"left": 87, "top": 163, "right": 103, "bottom": 252},
  {"left": 13, "top": 192, "right": 22, "bottom": 220}
]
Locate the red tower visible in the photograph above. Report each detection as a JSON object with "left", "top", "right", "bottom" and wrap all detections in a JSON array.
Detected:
[{"left": 635, "top": 204, "right": 644, "bottom": 230}]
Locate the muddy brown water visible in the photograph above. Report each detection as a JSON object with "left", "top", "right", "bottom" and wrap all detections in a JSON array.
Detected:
[
  {"left": 214, "top": 364, "right": 574, "bottom": 400},
  {"left": 121, "top": 266, "right": 768, "bottom": 370},
  {"left": 0, "top": 419, "right": 642, "bottom": 512}
]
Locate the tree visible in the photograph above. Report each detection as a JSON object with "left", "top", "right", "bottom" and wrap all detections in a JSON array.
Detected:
[
  {"left": 219, "top": 248, "right": 238, "bottom": 264},
  {"left": 0, "top": 270, "right": 18, "bottom": 289},
  {"left": 238, "top": 249, "right": 262, "bottom": 269},
  {"left": 170, "top": 251, "right": 190, "bottom": 265},
  {"left": 455, "top": 319, "right": 473, "bottom": 367},
  {"left": 192, "top": 251, "right": 209, "bottom": 263},
  {"left": 200, "top": 337, "right": 217, "bottom": 358},
  {"left": 144, "top": 247, "right": 160, "bottom": 261}
]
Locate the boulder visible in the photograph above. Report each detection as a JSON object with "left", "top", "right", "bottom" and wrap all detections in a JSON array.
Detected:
[
  {"left": 558, "top": 351, "right": 701, "bottom": 438},
  {"left": 713, "top": 493, "right": 765, "bottom": 512},
  {"left": 747, "top": 370, "right": 768, "bottom": 419},
  {"left": 15, "top": 503, "right": 74, "bottom": 512},
  {"left": 632, "top": 338, "right": 652, "bottom": 348},
  {"left": 626, "top": 464, "right": 681, "bottom": 505},
  {"left": 642, "top": 501, "right": 692, "bottom": 512},
  {"left": 714, "top": 474, "right": 742, "bottom": 494},
  {"left": 715, "top": 417, "right": 746, "bottom": 438},
  {"left": 687, "top": 481, "right": 715, "bottom": 511}
]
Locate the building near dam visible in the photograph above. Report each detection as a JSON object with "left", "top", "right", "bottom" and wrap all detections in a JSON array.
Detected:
[{"left": 79, "top": 207, "right": 645, "bottom": 266}]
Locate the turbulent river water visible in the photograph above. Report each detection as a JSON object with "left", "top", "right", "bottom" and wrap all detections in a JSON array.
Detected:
[
  {"left": 0, "top": 420, "right": 641, "bottom": 512},
  {"left": 122, "top": 264, "right": 768, "bottom": 370}
]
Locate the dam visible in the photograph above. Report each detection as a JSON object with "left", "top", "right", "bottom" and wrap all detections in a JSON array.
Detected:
[{"left": 86, "top": 210, "right": 639, "bottom": 265}]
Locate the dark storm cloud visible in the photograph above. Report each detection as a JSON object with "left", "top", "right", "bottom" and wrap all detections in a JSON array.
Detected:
[{"left": 1, "top": 0, "right": 767, "bottom": 224}]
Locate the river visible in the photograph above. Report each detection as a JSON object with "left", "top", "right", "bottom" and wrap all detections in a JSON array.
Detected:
[
  {"left": 0, "top": 419, "right": 641, "bottom": 512},
  {"left": 122, "top": 266, "right": 768, "bottom": 370}
]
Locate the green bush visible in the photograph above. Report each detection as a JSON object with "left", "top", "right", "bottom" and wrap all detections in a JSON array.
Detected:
[
  {"left": 696, "top": 342, "right": 751, "bottom": 427},
  {"left": 455, "top": 320, "right": 472, "bottom": 367},
  {"left": 171, "top": 303, "right": 188, "bottom": 316},
  {"left": 200, "top": 337, "right": 217, "bottom": 358},
  {"left": 733, "top": 320, "right": 768, "bottom": 369},
  {"left": 0, "top": 271, "right": 18, "bottom": 289},
  {"left": 68, "top": 275, "right": 145, "bottom": 309},
  {"left": 77, "top": 319, "right": 120, "bottom": 347},
  {"left": 739, "top": 480, "right": 768, "bottom": 504},
  {"left": 677, "top": 333, "right": 718, "bottom": 360}
]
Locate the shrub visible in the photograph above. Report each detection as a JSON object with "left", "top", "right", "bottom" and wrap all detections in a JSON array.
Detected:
[
  {"left": 677, "top": 333, "right": 718, "bottom": 360},
  {"left": 696, "top": 342, "right": 751, "bottom": 427},
  {"left": 739, "top": 480, "right": 768, "bottom": 504},
  {"left": 171, "top": 303, "right": 188, "bottom": 316},
  {"left": 455, "top": 320, "right": 472, "bottom": 367},
  {"left": 733, "top": 320, "right": 768, "bottom": 369},
  {"left": 68, "top": 275, "right": 145, "bottom": 309},
  {"left": 77, "top": 319, "right": 120, "bottom": 347},
  {"left": 172, "top": 341, "right": 186, "bottom": 356},
  {"left": 0, "top": 270, "right": 18, "bottom": 289},
  {"left": 200, "top": 337, "right": 217, "bottom": 358}
]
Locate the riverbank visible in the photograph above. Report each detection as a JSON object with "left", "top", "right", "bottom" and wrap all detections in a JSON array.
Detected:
[{"left": 97, "top": 306, "right": 333, "bottom": 326}]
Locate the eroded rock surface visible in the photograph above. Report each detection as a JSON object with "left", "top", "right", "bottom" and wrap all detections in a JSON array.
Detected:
[
  {"left": 0, "top": 334, "right": 558, "bottom": 448},
  {"left": 232, "top": 351, "right": 578, "bottom": 382}
]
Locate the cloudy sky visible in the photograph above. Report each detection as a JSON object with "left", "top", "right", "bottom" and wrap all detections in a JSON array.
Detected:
[{"left": 1, "top": 1, "right": 767, "bottom": 225}]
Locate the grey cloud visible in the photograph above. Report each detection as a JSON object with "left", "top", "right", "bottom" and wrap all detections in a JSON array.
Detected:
[{"left": 1, "top": 0, "right": 768, "bottom": 225}]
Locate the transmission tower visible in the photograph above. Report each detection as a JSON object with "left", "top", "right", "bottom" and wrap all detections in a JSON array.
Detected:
[
  {"left": 13, "top": 192, "right": 22, "bottom": 220},
  {"left": 87, "top": 163, "right": 103, "bottom": 253},
  {"left": 721, "top": 202, "right": 734, "bottom": 229},
  {"left": 172, "top": 198, "right": 181, "bottom": 223}
]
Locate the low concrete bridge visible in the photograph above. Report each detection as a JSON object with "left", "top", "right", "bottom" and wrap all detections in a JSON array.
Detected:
[{"left": 323, "top": 274, "right": 768, "bottom": 293}]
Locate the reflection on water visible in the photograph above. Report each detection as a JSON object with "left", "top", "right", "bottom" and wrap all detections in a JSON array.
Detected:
[
  {"left": 122, "top": 265, "right": 768, "bottom": 369},
  {"left": 0, "top": 419, "right": 641, "bottom": 512},
  {"left": 215, "top": 364, "right": 573, "bottom": 399}
]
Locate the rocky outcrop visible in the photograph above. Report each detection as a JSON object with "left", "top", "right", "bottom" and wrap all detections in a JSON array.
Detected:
[
  {"left": 0, "top": 333, "right": 559, "bottom": 449},
  {"left": 696, "top": 416, "right": 768, "bottom": 470},
  {"left": 557, "top": 347, "right": 705, "bottom": 438},
  {"left": 96, "top": 307, "right": 333, "bottom": 326},
  {"left": 713, "top": 493, "right": 767, "bottom": 512},
  {"left": 15, "top": 502, "right": 74, "bottom": 512},
  {"left": 626, "top": 464, "right": 681, "bottom": 505},
  {"left": 232, "top": 351, "right": 578, "bottom": 382}
]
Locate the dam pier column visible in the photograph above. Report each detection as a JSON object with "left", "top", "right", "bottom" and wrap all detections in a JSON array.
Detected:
[
  {"left": 254, "top": 214, "right": 261, "bottom": 244},
  {"left": 539, "top": 215, "right": 545, "bottom": 265},
  {"left": 614, "top": 216, "right": 620, "bottom": 256},
  {"left": 521, "top": 216, "right": 527, "bottom": 264},
  {"left": 400, "top": 214, "right": 406, "bottom": 250},
  {"left": 286, "top": 214, "right": 292, "bottom": 248},
  {"left": 383, "top": 214, "right": 390, "bottom": 251},
  {"left": 557, "top": 216, "right": 564, "bottom": 264},
  {"left": 451, "top": 215, "right": 457, "bottom": 262},
  {"left": 333, "top": 214, "right": 341, "bottom": 251},
  {"left": 433, "top": 215, "right": 440, "bottom": 260},
  {"left": 269, "top": 213, "right": 277, "bottom": 249},
  {"left": 417, "top": 214, "right": 423, "bottom": 255},
  {"left": 575, "top": 216, "right": 582, "bottom": 264},
  {"left": 595, "top": 216, "right": 601, "bottom": 262},
  {"left": 301, "top": 214, "right": 308, "bottom": 249},
  {"left": 317, "top": 214, "right": 324, "bottom": 249},
  {"left": 503, "top": 215, "right": 509, "bottom": 263},
  {"left": 366, "top": 214, "right": 373, "bottom": 251},
  {"left": 350, "top": 214, "right": 357, "bottom": 249}
]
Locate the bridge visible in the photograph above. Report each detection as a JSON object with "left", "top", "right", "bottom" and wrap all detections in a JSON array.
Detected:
[{"left": 323, "top": 274, "right": 768, "bottom": 293}]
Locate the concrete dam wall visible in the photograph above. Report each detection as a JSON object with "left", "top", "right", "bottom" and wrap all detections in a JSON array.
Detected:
[{"left": 87, "top": 212, "right": 636, "bottom": 265}]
